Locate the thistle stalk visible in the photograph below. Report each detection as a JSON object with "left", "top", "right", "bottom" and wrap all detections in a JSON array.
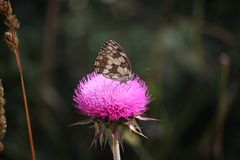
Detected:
[{"left": 111, "top": 137, "right": 121, "bottom": 160}]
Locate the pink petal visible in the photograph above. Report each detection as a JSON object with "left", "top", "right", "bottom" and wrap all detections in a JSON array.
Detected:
[{"left": 73, "top": 72, "right": 150, "bottom": 121}]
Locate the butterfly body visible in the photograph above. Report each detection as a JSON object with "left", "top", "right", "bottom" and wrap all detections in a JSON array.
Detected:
[{"left": 94, "top": 40, "right": 133, "bottom": 82}]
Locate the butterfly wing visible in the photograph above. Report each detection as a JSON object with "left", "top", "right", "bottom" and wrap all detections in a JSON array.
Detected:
[{"left": 94, "top": 40, "right": 132, "bottom": 81}]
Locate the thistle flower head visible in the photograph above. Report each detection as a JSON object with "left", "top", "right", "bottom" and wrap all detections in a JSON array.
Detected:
[
  {"left": 72, "top": 72, "right": 158, "bottom": 149},
  {"left": 73, "top": 72, "right": 150, "bottom": 121}
]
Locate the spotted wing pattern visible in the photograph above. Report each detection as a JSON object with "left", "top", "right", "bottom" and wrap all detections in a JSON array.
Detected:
[{"left": 94, "top": 40, "right": 133, "bottom": 82}]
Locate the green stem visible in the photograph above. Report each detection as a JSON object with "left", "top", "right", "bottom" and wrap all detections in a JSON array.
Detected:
[{"left": 111, "top": 138, "right": 121, "bottom": 160}]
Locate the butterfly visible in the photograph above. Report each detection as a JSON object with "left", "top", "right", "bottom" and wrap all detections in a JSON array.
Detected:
[{"left": 94, "top": 40, "right": 133, "bottom": 82}]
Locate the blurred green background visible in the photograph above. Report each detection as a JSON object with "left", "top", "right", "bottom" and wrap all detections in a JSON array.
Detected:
[{"left": 0, "top": 0, "right": 240, "bottom": 159}]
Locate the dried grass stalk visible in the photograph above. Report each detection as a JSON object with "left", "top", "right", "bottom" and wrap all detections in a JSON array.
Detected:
[
  {"left": 0, "top": 1, "right": 36, "bottom": 159},
  {"left": 0, "top": 79, "right": 7, "bottom": 153}
]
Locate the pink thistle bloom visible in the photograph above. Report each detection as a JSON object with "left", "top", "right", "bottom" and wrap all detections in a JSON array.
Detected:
[{"left": 73, "top": 72, "right": 150, "bottom": 121}]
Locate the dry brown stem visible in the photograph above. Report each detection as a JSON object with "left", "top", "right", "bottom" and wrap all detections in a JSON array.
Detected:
[
  {"left": 0, "top": 80, "right": 7, "bottom": 153},
  {"left": 0, "top": 1, "right": 36, "bottom": 159}
]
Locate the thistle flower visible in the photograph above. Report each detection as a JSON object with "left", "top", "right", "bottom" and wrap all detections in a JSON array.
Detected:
[
  {"left": 73, "top": 72, "right": 150, "bottom": 121},
  {"left": 73, "top": 72, "right": 157, "bottom": 160}
]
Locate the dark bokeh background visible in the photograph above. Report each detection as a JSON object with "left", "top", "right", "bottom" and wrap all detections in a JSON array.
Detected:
[{"left": 0, "top": 0, "right": 240, "bottom": 159}]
